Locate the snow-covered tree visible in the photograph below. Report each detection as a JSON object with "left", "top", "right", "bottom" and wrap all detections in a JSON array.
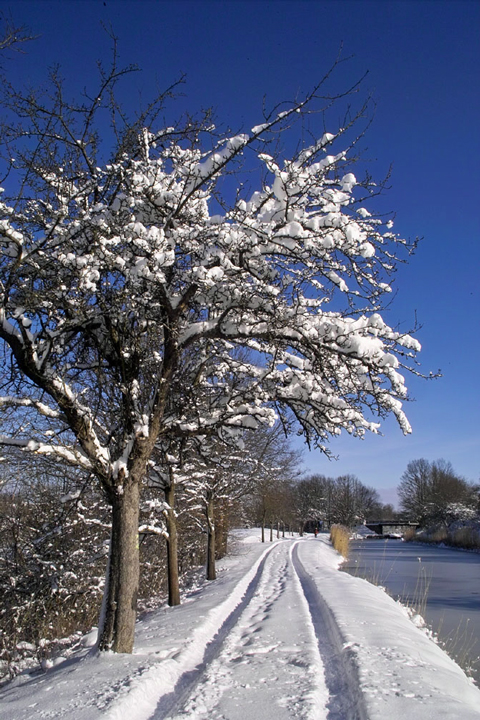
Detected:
[
  {"left": 0, "top": 52, "right": 422, "bottom": 651},
  {"left": 142, "top": 439, "right": 190, "bottom": 608},
  {"left": 398, "top": 459, "right": 476, "bottom": 525},
  {"left": 182, "top": 434, "right": 266, "bottom": 580}
]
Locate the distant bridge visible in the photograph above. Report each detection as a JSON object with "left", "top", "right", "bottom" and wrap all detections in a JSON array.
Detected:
[{"left": 364, "top": 520, "right": 419, "bottom": 537}]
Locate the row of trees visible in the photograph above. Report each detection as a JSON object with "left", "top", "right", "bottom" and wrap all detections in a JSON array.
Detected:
[
  {"left": 0, "top": 422, "right": 301, "bottom": 676},
  {"left": 293, "top": 473, "right": 386, "bottom": 529},
  {"left": 6, "top": 421, "right": 476, "bottom": 675},
  {"left": 4, "top": 420, "right": 418, "bottom": 677},
  {"left": 0, "top": 26, "right": 423, "bottom": 653},
  {"left": 0, "top": 418, "right": 403, "bottom": 678}
]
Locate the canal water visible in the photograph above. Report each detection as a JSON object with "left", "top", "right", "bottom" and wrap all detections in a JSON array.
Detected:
[{"left": 342, "top": 539, "right": 480, "bottom": 686}]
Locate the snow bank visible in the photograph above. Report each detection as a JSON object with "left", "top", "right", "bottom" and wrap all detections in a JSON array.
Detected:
[
  {"left": 297, "top": 537, "right": 480, "bottom": 720},
  {"left": 1, "top": 530, "right": 479, "bottom": 720}
]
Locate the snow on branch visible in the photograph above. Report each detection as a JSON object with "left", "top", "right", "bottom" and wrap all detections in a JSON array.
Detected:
[
  {"left": 0, "top": 395, "right": 64, "bottom": 419},
  {"left": 0, "top": 64, "right": 425, "bottom": 492},
  {"left": 0, "top": 435, "right": 94, "bottom": 470}
]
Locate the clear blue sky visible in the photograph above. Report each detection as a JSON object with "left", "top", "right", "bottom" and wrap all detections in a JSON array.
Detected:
[{"left": 3, "top": 0, "right": 479, "bottom": 502}]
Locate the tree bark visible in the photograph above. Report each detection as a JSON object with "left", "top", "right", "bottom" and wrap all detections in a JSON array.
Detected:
[
  {"left": 164, "top": 481, "right": 180, "bottom": 606},
  {"left": 216, "top": 500, "right": 228, "bottom": 557},
  {"left": 98, "top": 476, "right": 140, "bottom": 653},
  {"left": 206, "top": 493, "right": 216, "bottom": 580}
]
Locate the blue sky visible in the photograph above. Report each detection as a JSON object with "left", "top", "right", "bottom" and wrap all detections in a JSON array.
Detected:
[{"left": 3, "top": 0, "right": 479, "bottom": 501}]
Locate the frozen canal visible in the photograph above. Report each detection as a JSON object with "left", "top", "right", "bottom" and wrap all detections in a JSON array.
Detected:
[{"left": 342, "top": 540, "right": 480, "bottom": 686}]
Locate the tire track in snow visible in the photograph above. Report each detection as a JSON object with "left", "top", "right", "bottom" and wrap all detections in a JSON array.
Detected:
[
  {"left": 291, "top": 543, "right": 368, "bottom": 720},
  {"left": 161, "top": 541, "right": 329, "bottom": 720},
  {"left": 151, "top": 541, "right": 278, "bottom": 719}
]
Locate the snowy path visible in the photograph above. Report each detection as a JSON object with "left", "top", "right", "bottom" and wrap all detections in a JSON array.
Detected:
[
  {"left": 162, "top": 541, "right": 329, "bottom": 720},
  {"left": 1, "top": 531, "right": 480, "bottom": 720},
  {"left": 292, "top": 545, "right": 367, "bottom": 719}
]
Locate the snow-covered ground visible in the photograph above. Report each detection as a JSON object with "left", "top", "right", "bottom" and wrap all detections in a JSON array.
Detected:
[{"left": 1, "top": 531, "right": 479, "bottom": 720}]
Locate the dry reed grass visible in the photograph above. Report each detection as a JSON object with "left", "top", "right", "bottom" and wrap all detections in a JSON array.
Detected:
[
  {"left": 448, "top": 526, "right": 480, "bottom": 549},
  {"left": 404, "top": 524, "right": 480, "bottom": 550},
  {"left": 402, "top": 527, "right": 417, "bottom": 542},
  {"left": 330, "top": 524, "right": 350, "bottom": 558}
]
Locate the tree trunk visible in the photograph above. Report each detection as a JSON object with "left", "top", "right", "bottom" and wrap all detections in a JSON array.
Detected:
[
  {"left": 206, "top": 493, "right": 216, "bottom": 580},
  {"left": 276, "top": 521, "right": 280, "bottom": 539},
  {"left": 98, "top": 477, "right": 140, "bottom": 653},
  {"left": 270, "top": 522, "right": 273, "bottom": 542},
  {"left": 164, "top": 481, "right": 180, "bottom": 607},
  {"left": 216, "top": 500, "right": 229, "bottom": 557}
]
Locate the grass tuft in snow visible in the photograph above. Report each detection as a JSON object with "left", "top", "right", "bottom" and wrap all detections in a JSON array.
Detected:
[{"left": 329, "top": 524, "right": 350, "bottom": 558}]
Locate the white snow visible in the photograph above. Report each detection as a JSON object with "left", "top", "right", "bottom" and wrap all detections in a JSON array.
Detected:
[
  {"left": 1, "top": 530, "right": 479, "bottom": 720},
  {"left": 0, "top": 117, "right": 425, "bottom": 474}
]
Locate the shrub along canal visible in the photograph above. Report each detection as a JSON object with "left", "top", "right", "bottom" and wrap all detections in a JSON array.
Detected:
[{"left": 341, "top": 539, "right": 480, "bottom": 686}]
